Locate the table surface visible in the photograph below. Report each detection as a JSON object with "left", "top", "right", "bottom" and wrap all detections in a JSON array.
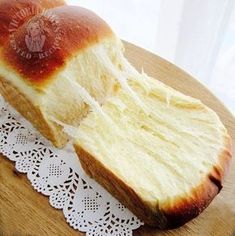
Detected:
[{"left": 0, "top": 42, "right": 235, "bottom": 236}]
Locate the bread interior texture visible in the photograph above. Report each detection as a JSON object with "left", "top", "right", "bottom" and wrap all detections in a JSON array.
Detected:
[{"left": 74, "top": 68, "right": 228, "bottom": 210}]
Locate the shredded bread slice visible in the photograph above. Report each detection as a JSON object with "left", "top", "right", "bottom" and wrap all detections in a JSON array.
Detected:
[{"left": 73, "top": 74, "right": 231, "bottom": 228}]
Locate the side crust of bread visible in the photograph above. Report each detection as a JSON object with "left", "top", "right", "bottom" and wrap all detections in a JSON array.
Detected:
[
  {"left": 0, "top": 76, "right": 68, "bottom": 147},
  {"left": 74, "top": 135, "right": 232, "bottom": 229}
]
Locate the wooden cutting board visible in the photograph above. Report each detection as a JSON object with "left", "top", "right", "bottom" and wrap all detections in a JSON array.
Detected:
[{"left": 0, "top": 41, "right": 234, "bottom": 236}]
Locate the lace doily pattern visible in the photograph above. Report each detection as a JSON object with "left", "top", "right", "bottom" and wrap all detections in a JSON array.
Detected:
[{"left": 0, "top": 96, "right": 143, "bottom": 235}]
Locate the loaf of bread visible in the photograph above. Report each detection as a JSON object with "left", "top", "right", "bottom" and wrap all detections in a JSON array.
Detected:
[
  {"left": 0, "top": 3, "right": 121, "bottom": 147},
  {"left": 0, "top": 1, "right": 232, "bottom": 229}
]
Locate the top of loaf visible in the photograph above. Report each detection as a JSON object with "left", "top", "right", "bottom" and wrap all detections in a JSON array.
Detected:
[
  {"left": 0, "top": 5, "right": 114, "bottom": 86},
  {"left": 0, "top": 0, "right": 65, "bottom": 46}
]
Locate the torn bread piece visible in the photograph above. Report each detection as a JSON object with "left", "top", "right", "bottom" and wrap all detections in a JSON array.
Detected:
[
  {"left": 74, "top": 75, "right": 232, "bottom": 228},
  {"left": 0, "top": 2, "right": 232, "bottom": 229}
]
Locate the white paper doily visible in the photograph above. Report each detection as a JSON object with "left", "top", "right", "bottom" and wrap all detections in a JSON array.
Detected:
[{"left": 0, "top": 95, "right": 143, "bottom": 235}]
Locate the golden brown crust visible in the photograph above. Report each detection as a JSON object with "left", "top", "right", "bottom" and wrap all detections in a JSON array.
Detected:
[
  {"left": 1, "top": 5, "right": 114, "bottom": 87},
  {"left": 0, "top": 0, "right": 65, "bottom": 46},
  {"left": 0, "top": 75, "right": 68, "bottom": 148},
  {"left": 161, "top": 135, "right": 232, "bottom": 228},
  {"left": 73, "top": 135, "right": 232, "bottom": 229}
]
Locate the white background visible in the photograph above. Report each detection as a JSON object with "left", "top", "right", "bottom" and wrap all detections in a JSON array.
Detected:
[{"left": 68, "top": 0, "right": 235, "bottom": 114}]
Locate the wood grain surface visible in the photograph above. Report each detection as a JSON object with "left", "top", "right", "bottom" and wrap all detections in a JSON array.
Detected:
[{"left": 0, "top": 41, "right": 234, "bottom": 236}]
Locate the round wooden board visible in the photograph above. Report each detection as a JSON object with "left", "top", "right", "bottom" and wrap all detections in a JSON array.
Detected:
[{"left": 0, "top": 41, "right": 234, "bottom": 236}]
